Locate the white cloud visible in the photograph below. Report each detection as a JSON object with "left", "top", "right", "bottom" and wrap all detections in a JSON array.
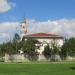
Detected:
[
  {"left": 0, "top": 0, "right": 16, "bottom": 13},
  {"left": 0, "top": 32, "right": 10, "bottom": 43},
  {"left": 0, "top": 18, "right": 75, "bottom": 43},
  {"left": 0, "top": 32, "right": 10, "bottom": 38},
  {"left": 0, "top": 22, "right": 20, "bottom": 43},
  {"left": 0, "top": 22, "right": 19, "bottom": 31},
  {"left": 27, "top": 18, "right": 75, "bottom": 37}
]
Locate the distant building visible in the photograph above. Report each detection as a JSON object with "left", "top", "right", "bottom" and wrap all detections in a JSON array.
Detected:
[
  {"left": 20, "top": 18, "right": 64, "bottom": 61},
  {"left": 25, "top": 33, "right": 64, "bottom": 61},
  {"left": 5, "top": 17, "right": 64, "bottom": 62}
]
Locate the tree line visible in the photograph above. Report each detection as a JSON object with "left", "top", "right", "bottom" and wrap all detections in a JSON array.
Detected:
[{"left": 0, "top": 33, "right": 75, "bottom": 61}]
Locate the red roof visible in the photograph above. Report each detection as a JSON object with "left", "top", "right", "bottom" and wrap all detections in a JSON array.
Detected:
[
  {"left": 26, "top": 33, "right": 63, "bottom": 38},
  {"left": 28, "top": 33, "right": 57, "bottom": 36}
]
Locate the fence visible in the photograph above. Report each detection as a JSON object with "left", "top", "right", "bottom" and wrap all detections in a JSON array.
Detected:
[{"left": 4, "top": 54, "right": 75, "bottom": 62}]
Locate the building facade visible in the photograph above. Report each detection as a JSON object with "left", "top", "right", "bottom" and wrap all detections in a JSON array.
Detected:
[{"left": 25, "top": 33, "right": 64, "bottom": 61}]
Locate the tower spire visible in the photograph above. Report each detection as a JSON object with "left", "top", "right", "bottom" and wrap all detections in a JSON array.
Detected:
[{"left": 21, "top": 17, "right": 27, "bottom": 40}]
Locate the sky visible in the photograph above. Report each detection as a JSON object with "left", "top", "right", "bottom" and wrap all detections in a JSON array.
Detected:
[{"left": 0, "top": 0, "right": 75, "bottom": 43}]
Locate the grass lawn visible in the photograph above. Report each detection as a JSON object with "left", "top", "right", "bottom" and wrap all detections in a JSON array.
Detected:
[{"left": 0, "top": 62, "right": 75, "bottom": 75}]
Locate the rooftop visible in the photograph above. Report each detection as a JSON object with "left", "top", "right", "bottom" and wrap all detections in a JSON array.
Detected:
[{"left": 26, "top": 33, "right": 64, "bottom": 39}]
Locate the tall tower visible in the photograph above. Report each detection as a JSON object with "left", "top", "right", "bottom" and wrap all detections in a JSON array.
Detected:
[{"left": 21, "top": 17, "right": 27, "bottom": 40}]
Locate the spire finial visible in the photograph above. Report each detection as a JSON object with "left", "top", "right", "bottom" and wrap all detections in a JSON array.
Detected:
[{"left": 22, "top": 17, "right": 26, "bottom": 23}]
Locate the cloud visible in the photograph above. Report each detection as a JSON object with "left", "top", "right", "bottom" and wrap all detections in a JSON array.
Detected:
[
  {"left": 0, "top": 0, "right": 16, "bottom": 13},
  {"left": 0, "top": 22, "right": 20, "bottom": 43},
  {"left": 0, "top": 18, "right": 75, "bottom": 43},
  {"left": 27, "top": 18, "right": 75, "bottom": 37},
  {"left": 0, "top": 32, "right": 10, "bottom": 43},
  {"left": 0, "top": 32, "right": 10, "bottom": 38},
  {"left": 0, "top": 22, "right": 19, "bottom": 31}
]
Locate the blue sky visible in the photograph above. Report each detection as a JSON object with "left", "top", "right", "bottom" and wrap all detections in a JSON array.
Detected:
[
  {"left": 0, "top": 0, "right": 75, "bottom": 43},
  {"left": 0, "top": 0, "right": 75, "bottom": 21}
]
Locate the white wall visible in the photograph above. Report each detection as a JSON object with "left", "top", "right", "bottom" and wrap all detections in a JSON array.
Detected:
[{"left": 36, "top": 38, "right": 64, "bottom": 54}]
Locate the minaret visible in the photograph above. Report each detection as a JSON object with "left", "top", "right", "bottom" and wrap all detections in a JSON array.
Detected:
[{"left": 21, "top": 17, "right": 27, "bottom": 40}]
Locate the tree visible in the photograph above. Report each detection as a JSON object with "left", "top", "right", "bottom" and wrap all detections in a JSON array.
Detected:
[
  {"left": 13, "top": 33, "right": 20, "bottom": 42},
  {"left": 61, "top": 37, "right": 75, "bottom": 59},
  {"left": 12, "top": 33, "right": 21, "bottom": 53},
  {"left": 0, "top": 43, "right": 6, "bottom": 57},
  {"left": 22, "top": 38, "right": 39, "bottom": 61},
  {"left": 43, "top": 44, "right": 51, "bottom": 60},
  {"left": 0, "top": 41, "right": 17, "bottom": 56},
  {"left": 51, "top": 40, "right": 60, "bottom": 61},
  {"left": 0, "top": 33, "right": 21, "bottom": 55},
  {"left": 5, "top": 41, "right": 17, "bottom": 55}
]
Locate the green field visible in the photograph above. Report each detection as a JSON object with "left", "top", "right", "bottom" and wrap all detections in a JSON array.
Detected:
[{"left": 0, "top": 62, "right": 75, "bottom": 75}]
